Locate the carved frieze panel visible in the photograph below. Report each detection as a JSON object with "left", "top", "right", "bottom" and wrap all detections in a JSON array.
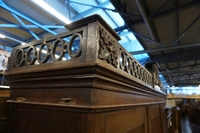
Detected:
[{"left": 98, "top": 26, "right": 153, "bottom": 86}]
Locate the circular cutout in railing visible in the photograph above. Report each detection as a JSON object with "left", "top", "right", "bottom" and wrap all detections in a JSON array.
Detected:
[
  {"left": 120, "top": 52, "right": 125, "bottom": 70},
  {"left": 68, "top": 33, "right": 82, "bottom": 58},
  {"left": 51, "top": 38, "right": 65, "bottom": 61},
  {"left": 127, "top": 58, "right": 132, "bottom": 74},
  {"left": 15, "top": 49, "right": 25, "bottom": 67},
  {"left": 26, "top": 46, "right": 37, "bottom": 65},
  {"left": 37, "top": 43, "right": 50, "bottom": 63}
]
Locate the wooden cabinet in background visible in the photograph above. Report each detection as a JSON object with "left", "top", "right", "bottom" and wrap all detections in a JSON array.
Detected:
[{"left": 165, "top": 107, "right": 181, "bottom": 133}]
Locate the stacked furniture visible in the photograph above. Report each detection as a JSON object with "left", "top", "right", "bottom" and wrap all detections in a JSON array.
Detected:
[
  {"left": 185, "top": 101, "right": 200, "bottom": 127},
  {"left": 0, "top": 50, "right": 10, "bottom": 133},
  {"left": 6, "top": 15, "right": 169, "bottom": 133}
]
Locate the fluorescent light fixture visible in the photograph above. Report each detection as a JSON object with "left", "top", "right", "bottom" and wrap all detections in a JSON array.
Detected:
[
  {"left": 0, "top": 85, "right": 10, "bottom": 88},
  {"left": 0, "top": 34, "right": 6, "bottom": 38},
  {"left": 0, "top": 34, "right": 26, "bottom": 45},
  {"left": 32, "top": 0, "right": 71, "bottom": 24},
  {"left": 21, "top": 42, "right": 26, "bottom": 45}
]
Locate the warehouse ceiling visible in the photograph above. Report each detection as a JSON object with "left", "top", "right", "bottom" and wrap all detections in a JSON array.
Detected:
[
  {"left": 110, "top": 0, "right": 200, "bottom": 87},
  {"left": 0, "top": 0, "right": 200, "bottom": 88}
]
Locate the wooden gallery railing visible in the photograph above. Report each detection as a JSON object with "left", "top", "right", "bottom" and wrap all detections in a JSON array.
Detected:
[{"left": 6, "top": 15, "right": 167, "bottom": 133}]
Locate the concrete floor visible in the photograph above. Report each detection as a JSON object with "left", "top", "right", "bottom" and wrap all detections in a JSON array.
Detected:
[{"left": 181, "top": 116, "right": 200, "bottom": 133}]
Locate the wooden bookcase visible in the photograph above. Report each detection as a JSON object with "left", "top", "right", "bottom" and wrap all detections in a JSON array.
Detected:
[{"left": 5, "top": 15, "right": 170, "bottom": 133}]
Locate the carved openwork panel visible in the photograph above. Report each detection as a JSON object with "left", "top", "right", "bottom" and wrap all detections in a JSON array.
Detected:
[
  {"left": 98, "top": 26, "right": 118, "bottom": 68},
  {"left": 13, "top": 28, "right": 86, "bottom": 68},
  {"left": 98, "top": 26, "right": 153, "bottom": 86}
]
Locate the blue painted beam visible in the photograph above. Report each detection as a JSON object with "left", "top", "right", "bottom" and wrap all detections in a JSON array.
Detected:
[
  {"left": 72, "top": 1, "right": 110, "bottom": 21},
  {"left": 0, "top": 17, "right": 29, "bottom": 32},
  {"left": 0, "top": 18, "right": 64, "bottom": 28},
  {"left": 0, "top": 24, "right": 64, "bottom": 28},
  {"left": 11, "top": 13, "right": 40, "bottom": 40},
  {"left": 95, "top": 0, "right": 132, "bottom": 42},
  {"left": 0, "top": 44, "right": 12, "bottom": 51},
  {"left": 0, "top": 0, "right": 57, "bottom": 35},
  {"left": 0, "top": 29, "right": 25, "bottom": 40},
  {"left": 119, "top": 31, "right": 131, "bottom": 36},
  {"left": 0, "top": 40, "right": 14, "bottom": 46},
  {"left": 0, "top": 17, "right": 40, "bottom": 38},
  {"left": 5, "top": 36, "right": 23, "bottom": 44},
  {"left": 96, "top": 0, "right": 118, "bottom": 26},
  {"left": 22, "top": 30, "right": 48, "bottom": 44}
]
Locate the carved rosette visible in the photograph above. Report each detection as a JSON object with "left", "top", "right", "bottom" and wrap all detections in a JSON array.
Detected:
[{"left": 98, "top": 27, "right": 118, "bottom": 67}]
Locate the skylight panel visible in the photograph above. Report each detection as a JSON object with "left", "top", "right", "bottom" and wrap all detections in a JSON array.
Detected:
[
  {"left": 103, "top": 2, "right": 150, "bottom": 61},
  {"left": 119, "top": 36, "right": 130, "bottom": 44},
  {"left": 70, "top": 0, "right": 97, "bottom": 12},
  {"left": 104, "top": 3, "right": 125, "bottom": 27},
  {"left": 32, "top": 0, "right": 71, "bottom": 24},
  {"left": 120, "top": 40, "right": 149, "bottom": 60},
  {"left": 83, "top": 9, "right": 118, "bottom": 29},
  {"left": 127, "top": 34, "right": 137, "bottom": 41}
]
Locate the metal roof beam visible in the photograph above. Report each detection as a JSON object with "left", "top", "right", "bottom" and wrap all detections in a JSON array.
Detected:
[
  {"left": 0, "top": 29, "right": 24, "bottom": 40},
  {"left": 72, "top": 1, "right": 110, "bottom": 21},
  {"left": 173, "top": 14, "right": 200, "bottom": 45},
  {"left": 149, "top": 0, "right": 171, "bottom": 18},
  {"left": 0, "top": 40, "right": 14, "bottom": 46},
  {"left": 130, "top": 42, "right": 200, "bottom": 55},
  {"left": 0, "top": 17, "right": 64, "bottom": 28},
  {"left": 172, "top": 81, "right": 200, "bottom": 85},
  {"left": 151, "top": 48, "right": 200, "bottom": 63},
  {"left": 0, "top": 17, "right": 30, "bottom": 33},
  {"left": 11, "top": 13, "right": 39, "bottom": 40},
  {"left": 70, "top": 0, "right": 114, "bottom": 11},
  {"left": 0, "top": 24, "right": 64, "bottom": 28},
  {"left": 149, "top": 0, "right": 200, "bottom": 20},
  {"left": 131, "top": 0, "right": 200, "bottom": 25},
  {"left": 160, "top": 69, "right": 200, "bottom": 75},
  {"left": 114, "top": 25, "right": 129, "bottom": 32},
  {"left": 0, "top": 0, "right": 57, "bottom": 35},
  {"left": 167, "top": 63, "right": 200, "bottom": 70}
]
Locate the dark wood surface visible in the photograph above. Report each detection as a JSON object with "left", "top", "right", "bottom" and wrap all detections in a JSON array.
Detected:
[
  {"left": 6, "top": 15, "right": 168, "bottom": 133},
  {"left": 0, "top": 88, "right": 9, "bottom": 133}
]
